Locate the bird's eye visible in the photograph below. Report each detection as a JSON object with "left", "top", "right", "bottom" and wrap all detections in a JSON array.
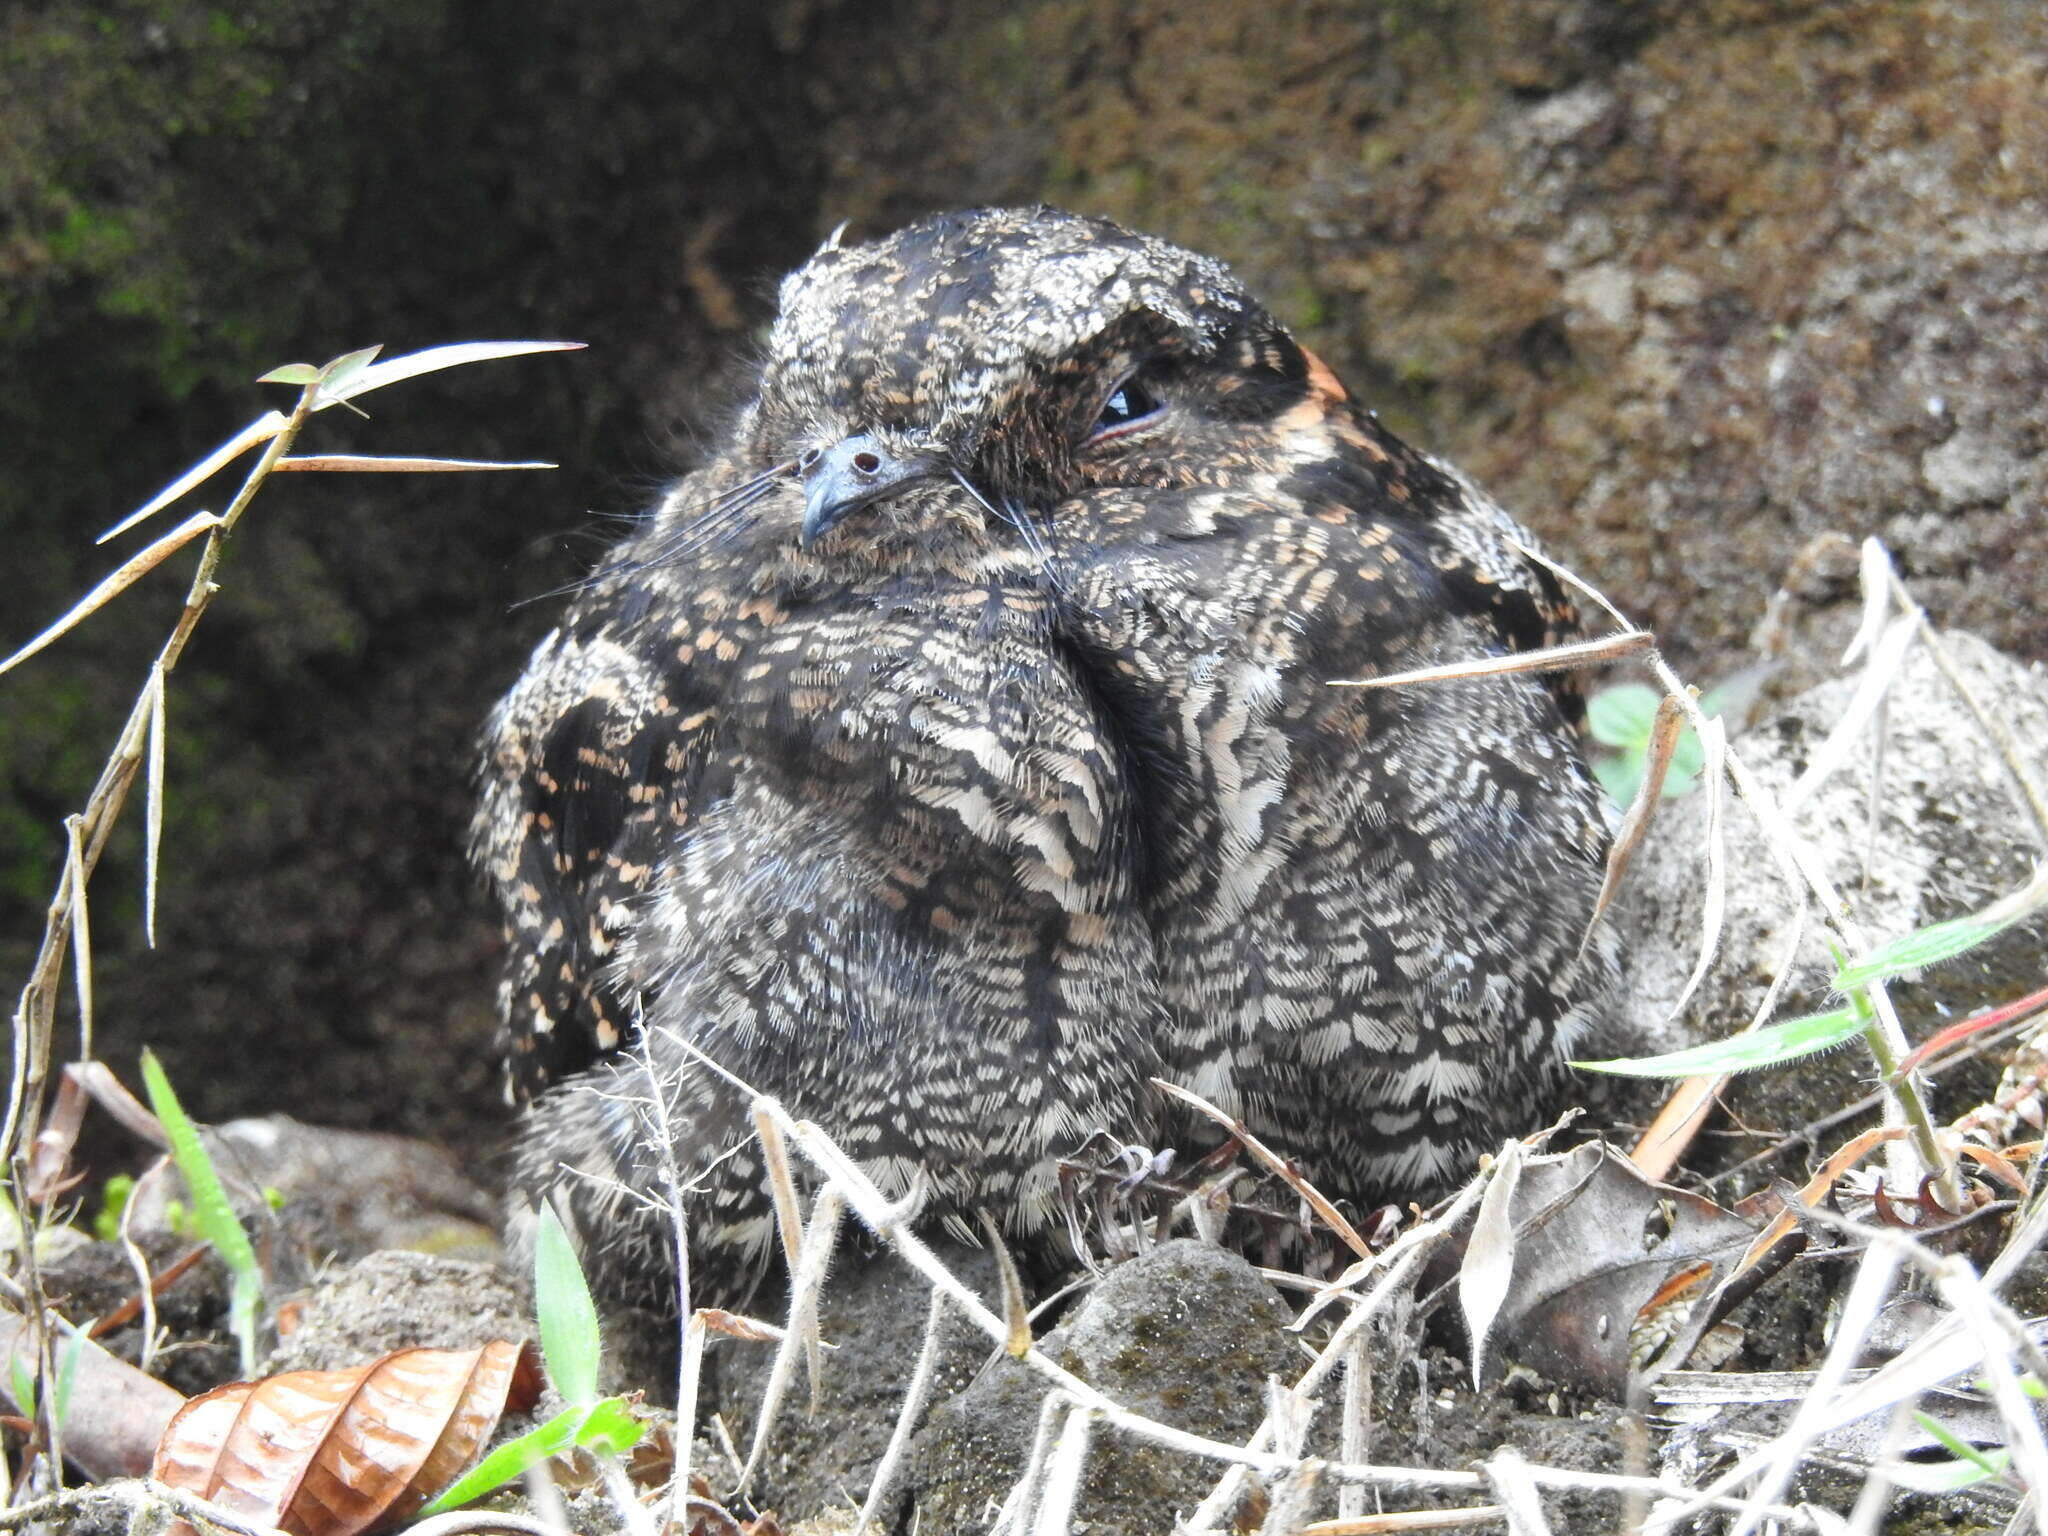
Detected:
[{"left": 1089, "top": 377, "right": 1164, "bottom": 440}]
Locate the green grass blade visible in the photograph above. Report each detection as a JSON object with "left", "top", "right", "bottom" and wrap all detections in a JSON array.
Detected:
[
  {"left": 532, "top": 1204, "right": 601, "bottom": 1407},
  {"left": 417, "top": 1398, "right": 643, "bottom": 1517},
  {"left": 1912, "top": 1411, "right": 2004, "bottom": 1476},
  {"left": 1573, "top": 1006, "right": 1863, "bottom": 1077},
  {"left": 139, "top": 1049, "right": 261, "bottom": 1375}
]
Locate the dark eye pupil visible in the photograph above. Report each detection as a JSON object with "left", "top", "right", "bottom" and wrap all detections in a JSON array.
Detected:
[{"left": 1094, "top": 378, "right": 1160, "bottom": 435}]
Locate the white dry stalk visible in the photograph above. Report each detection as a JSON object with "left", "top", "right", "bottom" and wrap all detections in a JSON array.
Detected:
[
  {"left": 1338, "top": 1326, "right": 1372, "bottom": 1523},
  {"left": 751, "top": 1104, "right": 822, "bottom": 1410},
  {"left": 1843, "top": 1399, "right": 1915, "bottom": 1536},
  {"left": 1483, "top": 1448, "right": 1553, "bottom": 1536},
  {"left": 1031, "top": 1403, "right": 1097, "bottom": 1536},
  {"left": 1659, "top": 712, "right": 1728, "bottom": 1027},
  {"left": 1720, "top": 1241, "right": 1906, "bottom": 1536},
  {"left": 1872, "top": 545, "right": 2048, "bottom": 848},
  {"left": 858, "top": 1290, "right": 949, "bottom": 1533},
  {"left": 143, "top": 667, "right": 165, "bottom": 948},
  {"left": 630, "top": 1024, "right": 700, "bottom": 1536},
  {"left": 735, "top": 1183, "right": 845, "bottom": 1497},
  {"left": 1935, "top": 1257, "right": 2048, "bottom": 1503},
  {"left": 598, "top": 1457, "right": 658, "bottom": 1536},
  {"left": 1780, "top": 613, "right": 1917, "bottom": 815},
  {"left": 1258, "top": 1458, "right": 1328, "bottom": 1535},
  {"left": 1187, "top": 1173, "right": 1494, "bottom": 1532},
  {"left": 1326, "top": 631, "right": 1654, "bottom": 689},
  {"left": 994, "top": 1391, "right": 1072, "bottom": 1536}
]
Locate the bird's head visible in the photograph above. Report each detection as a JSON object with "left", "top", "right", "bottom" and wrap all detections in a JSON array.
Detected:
[{"left": 716, "top": 205, "right": 1365, "bottom": 576}]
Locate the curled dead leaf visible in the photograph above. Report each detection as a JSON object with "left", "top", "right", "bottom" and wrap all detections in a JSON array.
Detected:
[{"left": 152, "top": 1340, "right": 539, "bottom": 1536}]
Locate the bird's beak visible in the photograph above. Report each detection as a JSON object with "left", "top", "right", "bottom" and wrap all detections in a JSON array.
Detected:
[{"left": 799, "top": 434, "right": 934, "bottom": 547}]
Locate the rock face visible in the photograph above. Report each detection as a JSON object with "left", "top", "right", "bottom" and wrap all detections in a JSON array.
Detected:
[{"left": 1617, "top": 629, "right": 2048, "bottom": 1184}]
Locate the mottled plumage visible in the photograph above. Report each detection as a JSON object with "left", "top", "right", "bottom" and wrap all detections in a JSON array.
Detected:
[{"left": 473, "top": 207, "right": 1620, "bottom": 1308}]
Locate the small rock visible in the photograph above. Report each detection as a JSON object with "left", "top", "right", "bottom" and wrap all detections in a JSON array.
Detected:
[{"left": 1920, "top": 430, "right": 2020, "bottom": 509}]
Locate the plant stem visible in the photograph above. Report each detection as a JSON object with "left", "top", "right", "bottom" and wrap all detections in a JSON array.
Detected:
[{"left": 3, "top": 380, "right": 319, "bottom": 1171}]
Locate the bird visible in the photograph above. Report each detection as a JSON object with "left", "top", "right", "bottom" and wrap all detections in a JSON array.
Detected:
[{"left": 472, "top": 206, "right": 1621, "bottom": 1311}]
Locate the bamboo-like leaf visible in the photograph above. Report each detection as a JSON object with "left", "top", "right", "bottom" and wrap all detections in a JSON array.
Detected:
[
  {"left": 1328, "top": 630, "right": 1651, "bottom": 689},
  {"left": 101, "top": 340, "right": 581, "bottom": 542},
  {"left": 315, "top": 345, "right": 384, "bottom": 396},
  {"left": 255, "top": 363, "right": 322, "bottom": 386},
  {"left": 65, "top": 818, "right": 92, "bottom": 1059},
  {"left": 1, "top": 511, "right": 221, "bottom": 674},
  {"left": 1574, "top": 1007, "right": 1864, "bottom": 1078},
  {"left": 269, "top": 455, "right": 558, "bottom": 473},
  {"left": 100, "top": 416, "right": 286, "bottom": 542},
  {"left": 322, "top": 340, "right": 585, "bottom": 405},
  {"left": 533, "top": 1204, "right": 601, "bottom": 1408},
  {"left": 1835, "top": 864, "right": 2048, "bottom": 990},
  {"left": 145, "top": 669, "right": 166, "bottom": 949}
]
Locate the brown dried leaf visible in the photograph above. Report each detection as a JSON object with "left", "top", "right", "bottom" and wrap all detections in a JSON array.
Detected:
[
  {"left": 151, "top": 1340, "right": 539, "bottom": 1536},
  {"left": 1454, "top": 1142, "right": 1758, "bottom": 1397}
]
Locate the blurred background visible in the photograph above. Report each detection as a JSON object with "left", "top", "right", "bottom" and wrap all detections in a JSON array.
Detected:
[{"left": 3, "top": 0, "right": 2043, "bottom": 1156}]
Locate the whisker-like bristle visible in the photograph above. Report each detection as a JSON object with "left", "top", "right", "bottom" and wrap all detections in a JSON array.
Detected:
[{"left": 525, "top": 461, "right": 795, "bottom": 606}]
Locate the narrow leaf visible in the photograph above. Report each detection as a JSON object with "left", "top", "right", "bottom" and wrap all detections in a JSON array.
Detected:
[
  {"left": 139, "top": 1049, "right": 261, "bottom": 1375},
  {"left": 51, "top": 1331, "right": 84, "bottom": 1427},
  {"left": 1581, "top": 691, "right": 1687, "bottom": 953},
  {"left": 269, "top": 455, "right": 558, "bottom": 473},
  {"left": 255, "top": 363, "right": 322, "bottom": 386},
  {"left": 419, "top": 1398, "right": 641, "bottom": 1517},
  {"left": 65, "top": 818, "right": 93, "bottom": 1058},
  {"left": 1782, "top": 613, "right": 1917, "bottom": 813},
  {"left": 322, "top": 340, "right": 585, "bottom": 405},
  {"left": 1575, "top": 1006, "right": 1864, "bottom": 1077},
  {"left": 144, "top": 669, "right": 166, "bottom": 949},
  {"left": 1912, "top": 1411, "right": 2005, "bottom": 1476},
  {"left": 1886, "top": 1449, "right": 2011, "bottom": 1495},
  {"left": 100, "top": 416, "right": 286, "bottom": 542},
  {"left": 0, "top": 511, "right": 221, "bottom": 675},
  {"left": 1841, "top": 537, "right": 1895, "bottom": 666},
  {"left": 1460, "top": 1141, "right": 1524, "bottom": 1388},
  {"left": 315, "top": 345, "right": 384, "bottom": 396},
  {"left": 1836, "top": 865, "right": 2048, "bottom": 989},
  {"left": 533, "top": 1205, "right": 601, "bottom": 1407}
]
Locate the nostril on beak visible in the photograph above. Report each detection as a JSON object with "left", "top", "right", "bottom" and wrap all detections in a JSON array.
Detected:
[{"left": 851, "top": 451, "right": 882, "bottom": 476}]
